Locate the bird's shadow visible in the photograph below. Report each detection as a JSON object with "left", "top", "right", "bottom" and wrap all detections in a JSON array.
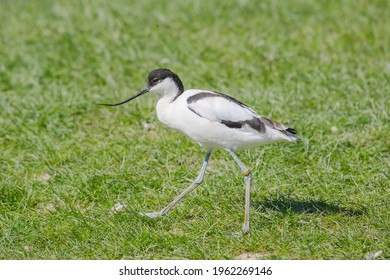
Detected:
[{"left": 253, "top": 196, "right": 364, "bottom": 216}]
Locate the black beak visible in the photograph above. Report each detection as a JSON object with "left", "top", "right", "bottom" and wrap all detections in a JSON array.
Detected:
[{"left": 99, "top": 88, "right": 149, "bottom": 106}]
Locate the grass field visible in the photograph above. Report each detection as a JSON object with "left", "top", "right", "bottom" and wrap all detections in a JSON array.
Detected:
[{"left": 0, "top": 0, "right": 389, "bottom": 259}]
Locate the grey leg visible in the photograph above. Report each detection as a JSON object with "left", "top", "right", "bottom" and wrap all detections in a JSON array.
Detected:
[
  {"left": 140, "top": 149, "right": 212, "bottom": 218},
  {"left": 227, "top": 149, "right": 251, "bottom": 234}
]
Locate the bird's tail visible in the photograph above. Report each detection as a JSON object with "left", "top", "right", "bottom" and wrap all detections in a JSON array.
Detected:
[
  {"left": 260, "top": 117, "right": 300, "bottom": 142},
  {"left": 285, "top": 127, "right": 300, "bottom": 141}
]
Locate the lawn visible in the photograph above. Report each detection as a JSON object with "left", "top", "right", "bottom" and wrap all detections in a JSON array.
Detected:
[{"left": 0, "top": 0, "right": 389, "bottom": 259}]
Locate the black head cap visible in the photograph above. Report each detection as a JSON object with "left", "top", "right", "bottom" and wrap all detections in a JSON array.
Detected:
[{"left": 147, "top": 68, "right": 184, "bottom": 94}]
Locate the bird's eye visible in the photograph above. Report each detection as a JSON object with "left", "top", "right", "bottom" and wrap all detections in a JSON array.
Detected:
[{"left": 152, "top": 78, "right": 159, "bottom": 84}]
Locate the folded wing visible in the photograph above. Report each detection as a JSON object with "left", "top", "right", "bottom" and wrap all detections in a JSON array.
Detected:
[{"left": 187, "top": 91, "right": 298, "bottom": 140}]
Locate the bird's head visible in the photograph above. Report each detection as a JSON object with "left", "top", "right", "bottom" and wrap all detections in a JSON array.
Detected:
[{"left": 99, "top": 68, "right": 184, "bottom": 107}]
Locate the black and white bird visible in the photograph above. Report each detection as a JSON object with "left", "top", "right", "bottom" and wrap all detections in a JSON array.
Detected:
[{"left": 100, "top": 68, "right": 299, "bottom": 233}]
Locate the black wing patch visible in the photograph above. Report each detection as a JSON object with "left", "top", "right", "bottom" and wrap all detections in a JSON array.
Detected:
[
  {"left": 221, "top": 118, "right": 266, "bottom": 133},
  {"left": 187, "top": 92, "right": 216, "bottom": 103},
  {"left": 187, "top": 91, "right": 251, "bottom": 110}
]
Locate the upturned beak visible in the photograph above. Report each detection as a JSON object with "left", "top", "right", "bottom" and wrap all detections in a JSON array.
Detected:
[{"left": 99, "top": 88, "right": 149, "bottom": 106}]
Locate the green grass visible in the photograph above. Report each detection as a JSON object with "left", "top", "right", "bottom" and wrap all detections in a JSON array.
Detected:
[{"left": 0, "top": 0, "right": 389, "bottom": 259}]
